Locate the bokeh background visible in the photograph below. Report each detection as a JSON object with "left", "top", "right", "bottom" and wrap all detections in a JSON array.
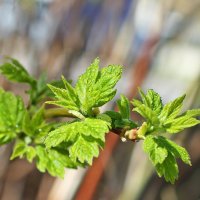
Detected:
[{"left": 0, "top": 0, "right": 200, "bottom": 200}]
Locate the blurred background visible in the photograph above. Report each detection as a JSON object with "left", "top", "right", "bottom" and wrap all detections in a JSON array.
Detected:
[{"left": 0, "top": 0, "right": 200, "bottom": 200}]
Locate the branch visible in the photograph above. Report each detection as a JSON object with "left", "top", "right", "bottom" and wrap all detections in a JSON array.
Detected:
[{"left": 44, "top": 108, "right": 77, "bottom": 119}]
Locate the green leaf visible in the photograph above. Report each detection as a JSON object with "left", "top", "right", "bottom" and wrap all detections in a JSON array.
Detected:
[
  {"left": 46, "top": 80, "right": 79, "bottom": 111},
  {"left": 22, "top": 106, "right": 46, "bottom": 137},
  {"left": 143, "top": 135, "right": 191, "bottom": 183},
  {"left": 34, "top": 123, "right": 55, "bottom": 144},
  {"left": 10, "top": 140, "right": 36, "bottom": 162},
  {"left": 45, "top": 118, "right": 110, "bottom": 149},
  {"left": 132, "top": 99, "right": 159, "bottom": 125},
  {"left": 117, "top": 95, "right": 130, "bottom": 119},
  {"left": 31, "top": 106, "right": 45, "bottom": 128},
  {"left": 165, "top": 116, "right": 200, "bottom": 133},
  {"left": 143, "top": 135, "right": 168, "bottom": 165},
  {"left": 46, "top": 58, "right": 122, "bottom": 116},
  {"left": 0, "top": 88, "right": 25, "bottom": 144},
  {"left": 35, "top": 145, "right": 77, "bottom": 178},
  {"left": 61, "top": 75, "right": 79, "bottom": 105},
  {"left": 156, "top": 136, "right": 191, "bottom": 165},
  {"left": 0, "top": 57, "right": 36, "bottom": 86},
  {"left": 45, "top": 121, "right": 80, "bottom": 149},
  {"left": 80, "top": 118, "right": 110, "bottom": 141},
  {"left": 75, "top": 58, "right": 99, "bottom": 114},
  {"left": 104, "top": 111, "right": 122, "bottom": 120},
  {"left": 132, "top": 90, "right": 200, "bottom": 135},
  {"left": 45, "top": 118, "right": 110, "bottom": 165},
  {"left": 0, "top": 132, "right": 16, "bottom": 145},
  {"left": 26, "top": 146, "right": 36, "bottom": 162},
  {"left": 181, "top": 109, "right": 200, "bottom": 117},
  {"left": 96, "top": 114, "right": 112, "bottom": 124},
  {"left": 159, "top": 94, "right": 186, "bottom": 123},
  {"left": 75, "top": 58, "right": 122, "bottom": 115},
  {"left": 10, "top": 140, "right": 27, "bottom": 160},
  {"left": 139, "top": 89, "right": 163, "bottom": 115},
  {"left": 22, "top": 111, "right": 33, "bottom": 136},
  {"left": 69, "top": 135, "right": 99, "bottom": 165},
  {"left": 155, "top": 153, "right": 178, "bottom": 184},
  {"left": 114, "top": 119, "right": 137, "bottom": 129},
  {"left": 93, "top": 64, "right": 122, "bottom": 107},
  {"left": 163, "top": 107, "right": 200, "bottom": 134},
  {"left": 35, "top": 146, "right": 48, "bottom": 172}
]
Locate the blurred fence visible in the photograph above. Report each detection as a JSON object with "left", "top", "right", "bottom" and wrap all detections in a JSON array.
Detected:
[{"left": 0, "top": 0, "right": 200, "bottom": 200}]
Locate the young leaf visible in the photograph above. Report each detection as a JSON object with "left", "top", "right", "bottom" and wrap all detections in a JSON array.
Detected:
[
  {"left": 163, "top": 108, "right": 200, "bottom": 134},
  {"left": 156, "top": 136, "right": 191, "bottom": 165},
  {"left": 0, "top": 88, "right": 25, "bottom": 144},
  {"left": 132, "top": 99, "right": 159, "bottom": 125},
  {"left": 181, "top": 109, "right": 200, "bottom": 118},
  {"left": 75, "top": 58, "right": 122, "bottom": 115},
  {"left": 117, "top": 95, "right": 130, "bottom": 119},
  {"left": 35, "top": 145, "right": 77, "bottom": 178},
  {"left": 132, "top": 89, "right": 200, "bottom": 136},
  {"left": 143, "top": 135, "right": 168, "bottom": 165},
  {"left": 104, "top": 111, "right": 122, "bottom": 120},
  {"left": 93, "top": 64, "right": 122, "bottom": 107},
  {"left": 47, "top": 83, "right": 79, "bottom": 111},
  {"left": 139, "top": 89, "right": 163, "bottom": 115},
  {"left": 159, "top": 94, "right": 186, "bottom": 122},
  {"left": 75, "top": 58, "right": 99, "bottom": 114},
  {"left": 10, "top": 140, "right": 36, "bottom": 162},
  {"left": 80, "top": 118, "right": 110, "bottom": 141},
  {"left": 96, "top": 113, "right": 112, "bottom": 124},
  {"left": 114, "top": 119, "right": 137, "bottom": 129},
  {"left": 165, "top": 116, "right": 200, "bottom": 134},
  {"left": 155, "top": 153, "right": 179, "bottom": 184},
  {"left": 31, "top": 106, "right": 45, "bottom": 128},
  {"left": 0, "top": 132, "right": 16, "bottom": 145},
  {"left": 143, "top": 135, "right": 191, "bottom": 183},
  {"left": 0, "top": 57, "right": 36, "bottom": 86},
  {"left": 26, "top": 146, "right": 36, "bottom": 162},
  {"left": 10, "top": 140, "right": 27, "bottom": 160},
  {"left": 22, "top": 111, "right": 33, "bottom": 136},
  {"left": 45, "top": 118, "right": 110, "bottom": 149},
  {"left": 45, "top": 118, "right": 110, "bottom": 165},
  {"left": 22, "top": 106, "right": 45, "bottom": 137},
  {"left": 45, "top": 121, "right": 81, "bottom": 149},
  {"left": 69, "top": 135, "right": 99, "bottom": 165}
]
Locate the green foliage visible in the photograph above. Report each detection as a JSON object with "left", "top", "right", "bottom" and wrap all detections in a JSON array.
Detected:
[
  {"left": 0, "top": 57, "right": 36, "bottom": 86},
  {"left": 35, "top": 145, "right": 77, "bottom": 178},
  {"left": 45, "top": 118, "right": 110, "bottom": 164},
  {"left": 164, "top": 109, "right": 200, "bottom": 133},
  {"left": 0, "top": 57, "right": 199, "bottom": 183},
  {"left": 107, "top": 95, "right": 137, "bottom": 130},
  {"left": 75, "top": 58, "right": 122, "bottom": 115},
  {"left": 47, "top": 76, "right": 80, "bottom": 112},
  {"left": 139, "top": 89, "right": 163, "bottom": 115},
  {"left": 132, "top": 89, "right": 200, "bottom": 135},
  {"left": 0, "top": 88, "right": 25, "bottom": 144},
  {"left": 143, "top": 135, "right": 191, "bottom": 183},
  {"left": 10, "top": 140, "right": 36, "bottom": 162},
  {"left": 134, "top": 89, "right": 199, "bottom": 183},
  {"left": 69, "top": 135, "right": 99, "bottom": 165},
  {"left": 117, "top": 95, "right": 130, "bottom": 119}
]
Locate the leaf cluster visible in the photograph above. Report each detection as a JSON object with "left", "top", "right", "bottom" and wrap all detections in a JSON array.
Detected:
[
  {"left": 132, "top": 89, "right": 200, "bottom": 183},
  {"left": 0, "top": 58, "right": 122, "bottom": 177},
  {"left": 0, "top": 57, "right": 199, "bottom": 184}
]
